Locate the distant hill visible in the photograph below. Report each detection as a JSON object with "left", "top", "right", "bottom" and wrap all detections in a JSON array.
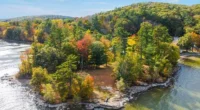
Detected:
[
  {"left": 87, "top": 2, "right": 200, "bottom": 37},
  {"left": 0, "top": 15, "right": 74, "bottom": 22}
]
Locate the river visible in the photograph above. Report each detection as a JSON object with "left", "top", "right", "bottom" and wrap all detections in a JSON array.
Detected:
[
  {"left": 125, "top": 65, "right": 200, "bottom": 110},
  {"left": 0, "top": 40, "right": 200, "bottom": 110},
  {"left": 0, "top": 40, "right": 39, "bottom": 110}
]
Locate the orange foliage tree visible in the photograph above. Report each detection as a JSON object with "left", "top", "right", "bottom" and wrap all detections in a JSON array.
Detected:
[
  {"left": 77, "top": 31, "right": 93, "bottom": 69},
  {"left": 191, "top": 32, "right": 200, "bottom": 48}
]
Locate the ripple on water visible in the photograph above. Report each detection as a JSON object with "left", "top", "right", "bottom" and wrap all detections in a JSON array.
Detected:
[
  {"left": 0, "top": 40, "right": 40, "bottom": 110},
  {"left": 125, "top": 65, "right": 200, "bottom": 110},
  {"left": 0, "top": 81, "right": 38, "bottom": 110}
]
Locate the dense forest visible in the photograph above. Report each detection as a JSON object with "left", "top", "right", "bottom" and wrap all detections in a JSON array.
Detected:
[{"left": 0, "top": 2, "right": 200, "bottom": 103}]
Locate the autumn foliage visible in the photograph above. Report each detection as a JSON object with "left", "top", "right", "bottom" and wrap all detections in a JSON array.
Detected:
[
  {"left": 77, "top": 31, "right": 93, "bottom": 60},
  {"left": 80, "top": 75, "right": 94, "bottom": 99},
  {"left": 191, "top": 32, "right": 200, "bottom": 48}
]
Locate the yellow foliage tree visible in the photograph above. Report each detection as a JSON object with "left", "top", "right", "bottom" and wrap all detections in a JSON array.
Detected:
[
  {"left": 80, "top": 75, "right": 94, "bottom": 99},
  {"left": 41, "top": 84, "right": 61, "bottom": 104}
]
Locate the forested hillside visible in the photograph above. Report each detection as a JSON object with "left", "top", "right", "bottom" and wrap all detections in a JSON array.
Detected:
[
  {"left": 0, "top": 15, "right": 73, "bottom": 22},
  {"left": 1, "top": 3, "right": 200, "bottom": 42},
  {"left": 0, "top": 2, "right": 199, "bottom": 103},
  {"left": 90, "top": 2, "right": 200, "bottom": 37}
]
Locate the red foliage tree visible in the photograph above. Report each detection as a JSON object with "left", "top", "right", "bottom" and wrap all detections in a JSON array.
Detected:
[{"left": 77, "top": 32, "right": 93, "bottom": 60}]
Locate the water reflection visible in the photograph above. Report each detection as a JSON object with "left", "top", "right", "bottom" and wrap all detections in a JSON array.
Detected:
[{"left": 125, "top": 65, "right": 200, "bottom": 110}]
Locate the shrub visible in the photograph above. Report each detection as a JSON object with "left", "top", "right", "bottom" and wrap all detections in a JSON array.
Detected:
[
  {"left": 18, "top": 59, "right": 32, "bottom": 78},
  {"left": 116, "top": 78, "right": 126, "bottom": 92},
  {"left": 17, "top": 50, "right": 32, "bottom": 79},
  {"left": 141, "top": 73, "right": 152, "bottom": 82},
  {"left": 162, "top": 63, "right": 172, "bottom": 77},
  {"left": 72, "top": 78, "right": 81, "bottom": 98},
  {"left": 30, "top": 67, "right": 51, "bottom": 90},
  {"left": 41, "top": 84, "right": 61, "bottom": 103},
  {"left": 80, "top": 75, "right": 94, "bottom": 99}
]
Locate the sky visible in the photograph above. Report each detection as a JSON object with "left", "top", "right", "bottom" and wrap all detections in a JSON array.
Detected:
[{"left": 0, "top": 0, "right": 199, "bottom": 19}]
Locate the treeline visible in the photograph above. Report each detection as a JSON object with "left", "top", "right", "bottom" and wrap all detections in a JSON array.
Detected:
[
  {"left": 0, "top": 3, "right": 200, "bottom": 42},
  {"left": 1, "top": 15, "right": 73, "bottom": 22},
  {"left": 0, "top": 2, "right": 199, "bottom": 103}
]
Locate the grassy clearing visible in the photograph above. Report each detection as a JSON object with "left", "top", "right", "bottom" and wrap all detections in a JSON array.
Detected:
[{"left": 179, "top": 55, "right": 200, "bottom": 68}]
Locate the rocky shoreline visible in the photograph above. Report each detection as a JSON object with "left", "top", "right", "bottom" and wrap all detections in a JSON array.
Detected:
[
  {"left": 0, "top": 38, "right": 32, "bottom": 44},
  {"left": 0, "top": 66, "right": 181, "bottom": 110},
  {"left": 83, "top": 65, "right": 181, "bottom": 110}
]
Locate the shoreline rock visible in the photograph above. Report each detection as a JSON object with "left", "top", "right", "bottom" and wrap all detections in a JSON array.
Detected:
[{"left": 35, "top": 66, "right": 181, "bottom": 110}]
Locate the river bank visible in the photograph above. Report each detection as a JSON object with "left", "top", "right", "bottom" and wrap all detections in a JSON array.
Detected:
[
  {"left": 179, "top": 52, "right": 200, "bottom": 68},
  {"left": 0, "top": 38, "right": 32, "bottom": 45},
  {"left": 82, "top": 65, "right": 181, "bottom": 109},
  {"left": 0, "top": 65, "right": 180, "bottom": 110}
]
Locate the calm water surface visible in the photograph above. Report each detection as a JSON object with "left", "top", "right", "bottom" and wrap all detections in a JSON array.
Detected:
[{"left": 125, "top": 65, "right": 200, "bottom": 110}]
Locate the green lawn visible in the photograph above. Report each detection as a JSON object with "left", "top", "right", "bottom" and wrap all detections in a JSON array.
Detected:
[{"left": 179, "top": 56, "right": 200, "bottom": 68}]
